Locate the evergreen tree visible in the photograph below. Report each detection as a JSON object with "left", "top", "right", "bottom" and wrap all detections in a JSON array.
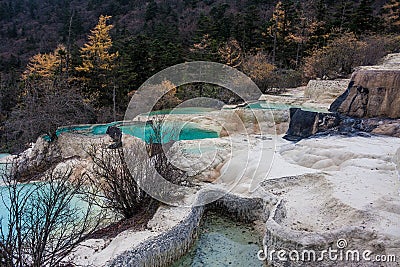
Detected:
[
  {"left": 22, "top": 44, "right": 68, "bottom": 82},
  {"left": 76, "top": 15, "right": 118, "bottom": 108},
  {"left": 265, "top": 0, "right": 300, "bottom": 67},
  {"left": 332, "top": 0, "right": 355, "bottom": 33},
  {"left": 351, "top": 0, "right": 375, "bottom": 34},
  {"left": 145, "top": 0, "right": 158, "bottom": 21},
  {"left": 307, "top": 0, "right": 330, "bottom": 48},
  {"left": 267, "top": 1, "right": 286, "bottom": 64}
]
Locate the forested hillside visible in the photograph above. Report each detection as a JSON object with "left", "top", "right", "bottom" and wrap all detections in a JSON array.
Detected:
[{"left": 0, "top": 0, "right": 399, "bottom": 152}]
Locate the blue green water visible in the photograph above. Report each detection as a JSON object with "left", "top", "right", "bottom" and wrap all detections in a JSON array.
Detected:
[
  {"left": 0, "top": 181, "right": 101, "bottom": 237},
  {"left": 171, "top": 212, "right": 265, "bottom": 267},
  {"left": 0, "top": 153, "right": 10, "bottom": 159},
  {"left": 0, "top": 156, "right": 100, "bottom": 238},
  {"left": 246, "top": 102, "right": 293, "bottom": 110},
  {"left": 43, "top": 108, "right": 219, "bottom": 142},
  {"left": 51, "top": 121, "right": 218, "bottom": 144}
]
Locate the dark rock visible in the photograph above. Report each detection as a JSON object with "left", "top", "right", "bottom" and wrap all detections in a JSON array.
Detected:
[
  {"left": 355, "top": 132, "right": 371, "bottom": 138},
  {"left": 330, "top": 80, "right": 353, "bottom": 112},
  {"left": 283, "top": 108, "right": 318, "bottom": 141},
  {"left": 283, "top": 108, "right": 340, "bottom": 141},
  {"left": 316, "top": 112, "right": 341, "bottom": 132},
  {"left": 106, "top": 126, "right": 122, "bottom": 149},
  {"left": 106, "top": 126, "right": 122, "bottom": 142},
  {"left": 285, "top": 107, "right": 399, "bottom": 141},
  {"left": 108, "top": 141, "right": 122, "bottom": 149}
]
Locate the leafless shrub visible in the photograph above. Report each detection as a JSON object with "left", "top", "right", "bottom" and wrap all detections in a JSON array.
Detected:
[
  {"left": 241, "top": 51, "right": 276, "bottom": 93},
  {"left": 87, "top": 142, "right": 155, "bottom": 219},
  {"left": 0, "top": 160, "right": 103, "bottom": 267},
  {"left": 2, "top": 79, "right": 95, "bottom": 153},
  {"left": 87, "top": 117, "right": 190, "bottom": 217},
  {"left": 146, "top": 115, "right": 188, "bottom": 186}
]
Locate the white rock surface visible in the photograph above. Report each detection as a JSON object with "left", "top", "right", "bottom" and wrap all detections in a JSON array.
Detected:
[{"left": 69, "top": 205, "right": 192, "bottom": 267}]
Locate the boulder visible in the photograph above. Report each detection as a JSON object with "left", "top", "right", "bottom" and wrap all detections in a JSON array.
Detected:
[
  {"left": 283, "top": 108, "right": 340, "bottom": 141},
  {"left": 16, "top": 136, "right": 62, "bottom": 181},
  {"left": 330, "top": 69, "right": 400, "bottom": 118},
  {"left": 284, "top": 108, "right": 399, "bottom": 141},
  {"left": 284, "top": 108, "right": 318, "bottom": 141},
  {"left": 106, "top": 126, "right": 122, "bottom": 149},
  {"left": 305, "top": 79, "right": 349, "bottom": 103},
  {"left": 368, "top": 119, "right": 400, "bottom": 137}
]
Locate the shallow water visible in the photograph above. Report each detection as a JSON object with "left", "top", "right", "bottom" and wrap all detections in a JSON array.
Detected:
[
  {"left": 0, "top": 153, "right": 10, "bottom": 159},
  {"left": 51, "top": 121, "right": 218, "bottom": 143},
  {"left": 0, "top": 153, "right": 106, "bottom": 237},
  {"left": 171, "top": 211, "right": 265, "bottom": 267},
  {"left": 0, "top": 181, "right": 105, "bottom": 237}
]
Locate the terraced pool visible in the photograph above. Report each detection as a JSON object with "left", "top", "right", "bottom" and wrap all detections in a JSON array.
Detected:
[
  {"left": 53, "top": 121, "right": 219, "bottom": 143},
  {"left": 171, "top": 212, "right": 264, "bottom": 267}
]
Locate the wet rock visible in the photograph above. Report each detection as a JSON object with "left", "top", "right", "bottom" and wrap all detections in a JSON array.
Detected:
[
  {"left": 283, "top": 108, "right": 318, "bottom": 141},
  {"left": 330, "top": 69, "right": 400, "bottom": 119},
  {"left": 284, "top": 107, "right": 399, "bottom": 141},
  {"left": 336, "top": 117, "right": 399, "bottom": 137},
  {"left": 283, "top": 108, "right": 340, "bottom": 141},
  {"left": 106, "top": 126, "right": 122, "bottom": 149}
]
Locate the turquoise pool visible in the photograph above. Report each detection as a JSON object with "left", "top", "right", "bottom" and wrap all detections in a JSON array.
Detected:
[
  {"left": 0, "top": 153, "right": 10, "bottom": 159},
  {"left": 44, "top": 107, "right": 219, "bottom": 142},
  {"left": 0, "top": 181, "right": 104, "bottom": 237},
  {"left": 53, "top": 121, "right": 219, "bottom": 144}
]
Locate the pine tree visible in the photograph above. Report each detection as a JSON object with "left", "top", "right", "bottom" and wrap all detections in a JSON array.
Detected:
[
  {"left": 76, "top": 15, "right": 119, "bottom": 109},
  {"left": 22, "top": 45, "right": 67, "bottom": 81},
  {"left": 76, "top": 15, "right": 118, "bottom": 74},
  {"left": 332, "top": 0, "right": 355, "bottom": 33},
  {"left": 351, "top": 0, "right": 375, "bottom": 34},
  {"left": 268, "top": 1, "right": 286, "bottom": 64},
  {"left": 218, "top": 38, "right": 243, "bottom": 68},
  {"left": 266, "top": 0, "right": 300, "bottom": 66}
]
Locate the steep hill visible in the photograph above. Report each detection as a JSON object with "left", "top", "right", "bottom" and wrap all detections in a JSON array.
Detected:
[{"left": 0, "top": 0, "right": 392, "bottom": 74}]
